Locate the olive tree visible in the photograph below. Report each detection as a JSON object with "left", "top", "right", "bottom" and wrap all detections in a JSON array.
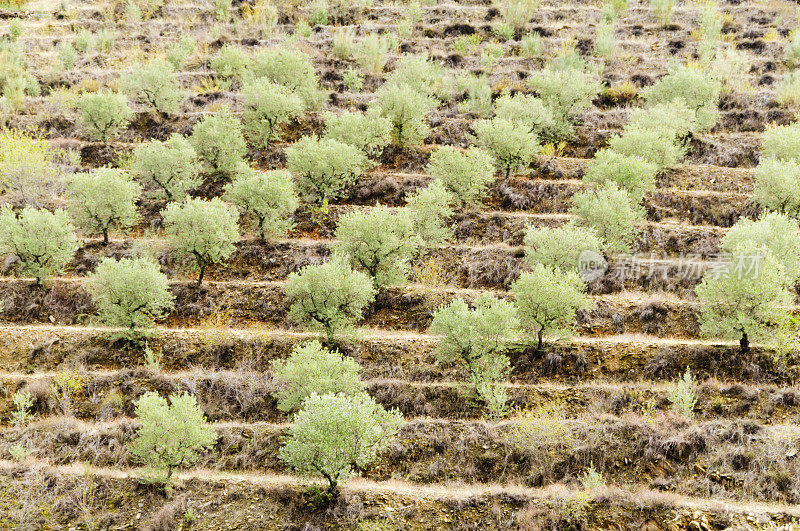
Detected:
[
  {"left": 130, "top": 134, "right": 202, "bottom": 200},
  {"left": 279, "top": 392, "right": 402, "bottom": 496},
  {"left": 129, "top": 391, "right": 217, "bottom": 486},
  {"left": 426, "top": 146, "right": 495, "bottom": 208},
  {"left": 88, "top": 257, "right": 174, "bottom": 333},
  {"left": 762, "top": 122, "right": 800, "bottom": 163},
  {"left": 583, "top": 148, "right": 658, "bottom": 203},
  {"left": 223, "top": 165, "right": 298, "bottom": 240},
  {"left": 0, "top": 205, "right": 78, "bottom": 284},
  {"left": 472, "top": 118, "right": 540, "bottom": 178},
  {"left": 527, "top": 65, "right": 602, "bottom": 138},
  {"left": 696, "top": 241, "right": 793, "bottom": 353},
  {"left": 241, "top": 78, "right": 304, "bottom": 147},
  {"left": 510, "top": 264, "right": 591, "bottom": 350},
  {"left": 523, "top": 223, "right": 603, "bottom": 272},
  {"left": 569, "top": 182, "right": 645, "bottom": 253},
  {"left": 285, "top": 259, "right": 376, "bottom": 342},
  {"left": 249, "top": 47, "right": 326, "bottom": 109},
  {"left": 285, "top": 136, "right": 368, "bottom": 202},
  {"left": 642, "top": 63, "right": 722, "bottom": 132},
  {"left": 162, "top": 197, "right": 240, "bottom": 285},
  {"left": 606, "top": 127, "right": 686, "bottom": 169},
  {"left": 754, "top": 157, "right": 800, "bottom": 218},
  {"left": 721, "top": 212, "right": 800, "bottom": 284},
  {"left": 77, "top": 90, "right": 133, "bottom": 143},
  {"left": 66, "top": 168, "right": 142, "bottom": 244},
  {"left": 373, "top": 83, "right": 436, "bottom": 147},
  {"left": 189, "top": 108, "right": 247, "bottom": 176},
  {"left": 0, "top": 129, "right": 60, "bottom": 207},
  {"left": 323, "top": 109, "right": 392, "bottom": 158},
  {"left": 271, "top": 340, "right": 364, "bottom": 412},
  {"left": 405, "top": 180, "right": 455, "bottom": 246},
  {"left": 120, "top": 58, "right": 182, "bottom": 115},
  {"left": 430, "top": 294, "right": 518, "bottom": 417},
  {"left": 333, "top": 205, "right": 421, "bottom": 287}
]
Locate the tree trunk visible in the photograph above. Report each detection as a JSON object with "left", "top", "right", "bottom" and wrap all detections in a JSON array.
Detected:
[
  {"left": 197, "top": 264, "right": 206, "bottom": 285},
  {"left": 537, "top": 327, "right": 544, "bottom": 351},
  {"left": 740, "top": 332, "right": 749, "bottom": 354},
  {"left": 102, "top": 228, "right": 109, "bottom": 245}
]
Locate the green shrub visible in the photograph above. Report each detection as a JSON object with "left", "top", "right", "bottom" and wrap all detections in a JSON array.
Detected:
[
  {"left": 66, "top": 168, "right": 142, "bottom": 244},
  {"left": 88, "top": 257, "right": 174, "bottom": 332},
  {"left": 762, "top": 122, "right": 800, "bottom": 163},
  {"left": 285, "top": 136, "right": 368, "bottom": 202},
  {"left": 669, "top": 367, "right": 697, "bottom": 418},
  {"left": 519, "top": 31, "right": 544, "bottom": 58},
  {"left": 0, "top": 129, "right": 60, "bottom": 206},
  {"left": 754, "top": 157, "right": 800, "bottom": 218},
  {"left": 583, "top": 148, "right": 658, "bottom": 202},
  {"left": 323, "top": 108, "right": 392, "bottom": 158},
  {"left": 473, "top": 118, "right": 540, "bottom": 177},
  {"left": 279, "top": 392, "right": 402, "bottom": 495},
  {"left": 642, "top": 63, "right": 722, "bottom": 131},
  {"left": 189, "top": 108, "right": 247, "bottom": 175},
  {"left": 569, "top": 182, "right": 645, "bottom": 253},
  {"left": 776, "top": 71, "right": 800, "bottom": 107},
  {"left": 786, "top": 29, "right": 800, "bottom": 68},
  {"left": 721, "top": 212, "right": 800, "bottom": 283},
  {"left": 342, "top": 67, "right": 363, "bottom": 92},
  {"left": 373, "top": 83, "right": 436, "bottom": 147},
  {"left": 241, "top": 78, "right": 304, "bottom": 147},
  {"left": 285, "top": 259, "right": 376, "bottom": 342},
  {"left": 523, "top": 223, "right": 603, "bottom": 273},
  {"left": 494, "top": 0, "right": 540, "bottom": 31},
  {"left": 430, "top": 293, "right": 518, "bottom": 417},
  {"left": 121, "top": 59, "right": 182, "bottom": 115},
  {"left": 456, "top": 74, "right": 492, "bottom": 117},
  {"left": 332, "top": 27, "right": 356, "bottom": 60},
  {"left": 426, "top": 146, "right": 495, "bottom": 207},
  {"left": 130, "top": 391, "right": 217, "bottom": 485},
  {"left": 210, "top": 44, "right": 250, "bottom": 80},
  {"left": 77, "top": 90, "right": 133, "bottom": 142},
  {"left": 527, "top": 65, "right": 602, "bottom": 138},
  {"left": 57, "top": 41, "right": 77, "bottom": 70},
  {"left": 162, "top": 197, "right": 240, "bottom": 285},
  {"left": 510, "top": 263, "right": 591, "bottom": 349},
  {"left": 354, "top": 34, "right": 391, "bottom": 74},
  {"left": 249, "top": 47, "right": 325, "bottom": 108},
  {"left": 10, "top": 389, "right": 34, "bottom": 426},
  {"left": 130, "top": 134, "right": 202, "bottom": 200},
  {"left": 166, "top": 36, "right": 196, "bottom": 71},
  {"left": 333, "top": 205, "right": 421, "bottom": 287},
  {"left": 223, "top": 165, "right": 298, "bottom": 240},
  {"left": 386, "top": 54, "right": 450, "bottom": 100},
  {"left": 626, "top": 99, "right": 697, "bottom": 139},
  {"left": 607, "top": 127, "right": 686, "bottom": 169},
  {"left": 594, "top": 20, "right": 615, "bottom": 57},
  {"left": 696, "top": 240, "right": 792, "bottom": 352},
  {"left": 0, "top": 205, "right": 78, "bottom": 284},
  {"left": 650, "top": 0, "right": 674, "bottom": 26},
  {"left": 271, "top": 340, "right": 364, "bottom": 412},
  {"left": 405, "top": 179, "right": 455, "bottom": 246}
]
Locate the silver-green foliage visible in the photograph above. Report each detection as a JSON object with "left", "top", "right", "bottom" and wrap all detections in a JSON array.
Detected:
[
  {"left": 130, "top": 134, "right": 202, "bottom": 200},
  {"left": 754, "top": 157, "right": 800, "bottom": 218},
  {"left": 189, "top": 108, "right": 247, "bottom": 175},
  {"left": 129, "top": 391, "right": 217, "bottom": 485},
  {"left": 66, "top": 168, "right": 142, "bottom": 244},
  {"left": 279, "top": 392, "right": 402, "bottom": 493},
  {"left": 88, "top": 257, "right": 174, "bottom": 332},
  {"left": 121, "top": 59, "right": 182, "bottom": 115},
  {"left": 405, "top": 179, "right": 455, "bottom": 246},
  {"left": 223, "top": 165, "right": 298, "bottom": 240},
  {"left": 249, "top": 47, "right": 326, "bottom": 108},
  {"left": 527, "top": 65, "right": 602, "bottom": 138},
  {"left": 762, "top": 122, "right": 800, "bottom": 163},
  {"left": 523, "top": 223, "right": 603, "bottom": 273},
  {"left": 285, "top": 136, "right": 368, "bottom": 202},
  {"left": 642, "top": 63, "right": 722, "bottom": 132},
  {"left": 569, "top": 182, "right": 645, "bottom": 253},
  {"left": 472, "top": 118, "right": 540, "bottom": 177},
  {"left": 77, "top": 90, "right": 133, "bottom": 142},
  {"left": 669, "top": 367, "right": 697, "bottom": 418},
  {"left": 510, "top": 264, "right": 590, "bottom": 349},
  {"left": 333, "top": 205, "right": 421, "bottom": 287},
  {"left": 583, "top": 148, "right": 658, "bottom": 202},
  {"left": 241, "top": 78, "right": 304, "bottom": 147},
  {"left": 271, "top": 340, "right": 364, "bottom": 412},
  {"left": 323, "top": 109, "right": 392, "bottom": 158},
  {"left": 721, "top": 212, "right": 800, "bottom": 284},
  {"left": 285, "top": 259, "right": 377, "bottom": 342},
  {"left": 607, "top": 126, "right": 686, "bottom": 169},
  {"left": 162, "top": 197, "right": 240, "bottom": 284},
  {"left": 373, "top": 83, "right": 436, "bottom": 147},
  {"left": 426, "top": 146, "right": 495, "bottom": 207},
  {"left": 0, "top": 205, "right": 78, "bottom": 283}
]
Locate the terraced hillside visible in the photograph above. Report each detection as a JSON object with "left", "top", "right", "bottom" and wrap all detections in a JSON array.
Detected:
[{"left": 0, "top": 0, "right": 799, "bottom": 528}]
